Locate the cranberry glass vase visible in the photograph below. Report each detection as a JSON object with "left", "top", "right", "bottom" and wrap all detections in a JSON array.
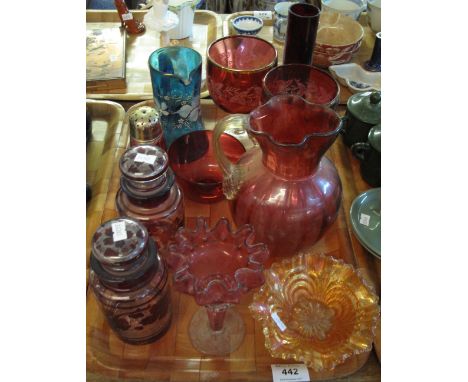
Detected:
[
  {"left": 283, "top": 3, "right": 321, "bottom": 65},
  {"left": 116, "top": 145, "right": 184, "bottom": 254},
  {"left": 166, "top": 217, "right": 269, "bottom": 355},
  {"left": 89, "top": 217, "right": 172, "bottom": 344},
  {"left": 213, "top": 94, "right": 343, "bottom": 258}
]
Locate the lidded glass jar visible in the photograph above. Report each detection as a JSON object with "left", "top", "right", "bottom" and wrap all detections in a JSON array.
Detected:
[
  {"left": 116, "top": 145, "right": 184, "bottom": 252},
  {"left": 89, "top": 217, "right": 172, "bottom": 344},
  {"left": 129, "top": 106, "right": 164, "bottom": 148}
]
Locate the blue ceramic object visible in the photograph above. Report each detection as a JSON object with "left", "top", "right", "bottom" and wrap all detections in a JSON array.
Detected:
[
  {"left": 232, "top": 16, "right": 263, "bottom": 36},
  {"left": 364, "top": 31, "right": 381, "bottom": 72},
  {"left": 273, "top": 1, "right": 295, "bottom": 42},
  {"left": 350, "top": 188, "right": 381, "bottom": 259},
  {"left": 148, "top": 47, "right": 204, "bottom": 148}
]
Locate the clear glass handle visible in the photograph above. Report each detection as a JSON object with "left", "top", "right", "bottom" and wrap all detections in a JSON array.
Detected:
[{"left": 213, "top": 114, "right": 258, "bottom": 200}]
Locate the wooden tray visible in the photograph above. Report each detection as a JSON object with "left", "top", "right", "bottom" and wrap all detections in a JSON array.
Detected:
[
  {"left": 86, "top": 99, "right": 380, "bottom": 381},
  {"left": 86, "top": 10, "right": 222, "bottom": 101},
  {"left": 223, "top": 12, "right": 376, "bottom": 105},
  {"left": 86, "top": 99, "right": 127, "bottom": 286}
]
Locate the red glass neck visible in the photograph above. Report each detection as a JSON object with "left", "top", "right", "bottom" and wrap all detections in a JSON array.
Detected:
[
  {"left": 248, "top": 95, "right": 342, "bottom": 179},
  {"left": 257, "top": 135, "right": 338, "bottom": 178}
]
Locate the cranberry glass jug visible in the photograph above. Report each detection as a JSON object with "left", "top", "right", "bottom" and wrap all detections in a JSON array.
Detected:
[{"left": 213, "top": 94, "right": 343, "bottom": 257}]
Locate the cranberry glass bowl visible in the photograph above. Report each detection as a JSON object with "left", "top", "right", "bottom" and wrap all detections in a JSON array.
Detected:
[
  {"left": 167, "top": 217, "right": 269, "bottom": 355},
  {"left": 249, "top": 252, "right": 380, "bottom": 371},
  {"left": 167, "top": 130, "right": 246, "bottom": 204},
  {"left": 207, "top": 35, "right": 278, "bottom": 114},
  {"left": 262, "top": 64, "right": 340, "bottom": 109}
]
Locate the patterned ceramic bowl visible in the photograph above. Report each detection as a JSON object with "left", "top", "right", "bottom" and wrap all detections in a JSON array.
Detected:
[
  {"left": 232, "top": 15, "right": 264, "bottom": 35},
  {"left": 249, "top": 252, "right": 380, "bottom": 371},
  {"left": 321, "top": 0, "right": 366, "bottom": 20},
  {"left": 313, "top": 12, "right": 364, "bottom": 68}
]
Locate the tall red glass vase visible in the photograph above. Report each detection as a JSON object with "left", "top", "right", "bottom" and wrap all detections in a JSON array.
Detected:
[{"left": 283, "top": 3, "right": 321, "bottom": 65}]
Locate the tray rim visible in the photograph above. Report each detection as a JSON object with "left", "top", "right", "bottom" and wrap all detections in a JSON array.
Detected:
[
  {"left": 86, "top": 98, "right": 127, "bottom": 287},
  {"left": 86, "top": 9, "right": 223, "bottom": 101}
]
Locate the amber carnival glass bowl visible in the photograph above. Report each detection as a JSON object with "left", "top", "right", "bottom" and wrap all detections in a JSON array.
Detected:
[
  {"left": 249, "top": 252, "right": 380, "bottom": 372},
  {"left": 207, "top": 35, "right": 278, "bottom": 114}
]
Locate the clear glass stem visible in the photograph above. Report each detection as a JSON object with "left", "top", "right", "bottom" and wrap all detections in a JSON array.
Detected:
[{"left": 206, "top": 305, "right": 227, "bottom": 332}]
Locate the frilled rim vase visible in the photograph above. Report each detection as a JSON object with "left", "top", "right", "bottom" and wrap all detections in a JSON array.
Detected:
[{"left": 166, "top": 217, "right": 269, "bottom": 355}]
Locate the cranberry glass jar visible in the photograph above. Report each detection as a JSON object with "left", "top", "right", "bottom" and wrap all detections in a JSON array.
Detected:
[
  {"left": 89, "top": 217, "right": 172, "bottom": 344},
  {"left": 116, "top": 145, "right": 184, "bottom": 253}
]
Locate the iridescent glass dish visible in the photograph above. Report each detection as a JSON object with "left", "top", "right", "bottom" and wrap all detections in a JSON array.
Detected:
[
  {"left": 167, "top": 217, "right": 269, "bottom": 355},
  {"left": 249, "top": 252, "right": 380, "bottom": 371}
]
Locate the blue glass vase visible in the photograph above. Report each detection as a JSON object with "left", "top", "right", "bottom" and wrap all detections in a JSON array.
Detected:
[{"left": 148, "top": 47, "right": 204, "bottom": 148}]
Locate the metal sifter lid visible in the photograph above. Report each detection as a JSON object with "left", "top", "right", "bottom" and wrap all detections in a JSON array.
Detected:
[{"left": 129, "top": 106, "right": 162, "bottom": 142}]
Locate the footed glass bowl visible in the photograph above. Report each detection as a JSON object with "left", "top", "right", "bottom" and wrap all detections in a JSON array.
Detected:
[
  {"left": 167, "top": 217, "right": 269, "bottom": 355},
  {"left": 249, "top": 252, "right": 379, "bottom": 372}
]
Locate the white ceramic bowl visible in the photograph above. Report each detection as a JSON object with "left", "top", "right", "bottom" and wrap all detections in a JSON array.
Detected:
[
  {"left": 321, "top": 0, "right": 366, "bottom": 21},
  {"left": 232, "top": 15, "right": 264, "bottom": 36},
  {"left": 329, "top": 63, "right": 381, "bottom": 93},
  {"left": 367, "top": 0, "right": 381, "bottom": 32}
]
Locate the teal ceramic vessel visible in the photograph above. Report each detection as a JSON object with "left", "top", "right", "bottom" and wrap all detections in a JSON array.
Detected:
[
  {"left": 149, "top": 47, "right": 204, "bottom": 148},
  {"left": 350, "top": 188, "right": 381, "bottom": 259},
  {"left": 342, "top": 90, "right": 381, "bottom": 147},
  {"left": 351, "top": 123, "right": 381, "bottom": 187}
]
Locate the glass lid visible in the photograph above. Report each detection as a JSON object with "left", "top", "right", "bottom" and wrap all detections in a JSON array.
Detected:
[
  {"left": 119, "top": 145, "right": 169, "bottom": 182},
  {"left": 91, "top": 217, "right": 149, "bottom": 265}
]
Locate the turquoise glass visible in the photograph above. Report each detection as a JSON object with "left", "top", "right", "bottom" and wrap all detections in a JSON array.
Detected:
[{"left": 149, "top": 47, "right": 204, "bottom": 148}]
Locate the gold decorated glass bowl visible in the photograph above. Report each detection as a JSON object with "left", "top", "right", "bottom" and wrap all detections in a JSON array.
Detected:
[{"left": 249, "top": 253, "right": 379, "bottom": 372}]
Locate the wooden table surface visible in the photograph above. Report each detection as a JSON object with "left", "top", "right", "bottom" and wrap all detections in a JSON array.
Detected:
[{"left": 86, "top": 98, "right": 381, "bottom": 381}]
